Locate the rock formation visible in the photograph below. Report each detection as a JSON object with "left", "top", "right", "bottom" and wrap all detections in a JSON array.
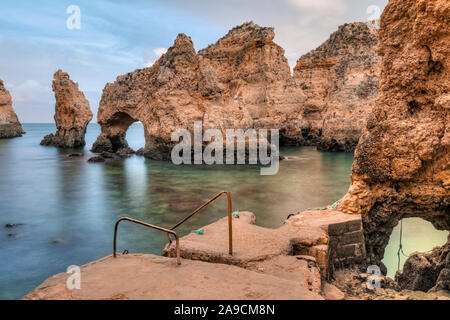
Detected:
[
  {"left": 41, "top": 70, "right": 93, "bottom": 148},
  {"left": 93, "top": 21, "right": 379, "bottom": 159},
  {"left": 293, "top": 23, "right": 380, "bottom": 151},
  {"left": 338, "top": 0, "right": 450, "bottom": 282},
  {"left": 0, "top": 80, "right": 25, "bottom": 138},
  {"left": 396, "top": 236, "right": 449, "bottom": 292}
]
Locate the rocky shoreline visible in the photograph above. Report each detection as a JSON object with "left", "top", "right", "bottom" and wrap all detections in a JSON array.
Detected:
[{"left": 6, "top": 0, "right": 450, "bottom": 301}]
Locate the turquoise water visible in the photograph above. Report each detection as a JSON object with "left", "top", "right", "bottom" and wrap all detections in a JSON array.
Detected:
[
  {"left": 0, "top": 123, "right": 354, "bottom": 299},
  {"left": 1, "top": 124, "right": 445, "bottom": 299}
]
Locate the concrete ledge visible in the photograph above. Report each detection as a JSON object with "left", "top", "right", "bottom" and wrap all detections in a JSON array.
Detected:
[
  {"left": 23, "top": 254, "right": 323, "bottom": 300},
  {"left": 163, "top": 212, "right": 293, "bottom": 266}
]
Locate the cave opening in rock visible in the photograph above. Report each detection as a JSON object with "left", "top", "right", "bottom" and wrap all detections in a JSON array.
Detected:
[
  {"left": 104, "top": 112, "right": 145, "bottom": 152},
  {"left": 124, "top": 121, "right": 146, "bottom": 151},
  {"left": 382, "top": 217, "right": 449, "bottom": 280}
]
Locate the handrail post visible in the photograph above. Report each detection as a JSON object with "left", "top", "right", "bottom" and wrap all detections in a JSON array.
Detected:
[
  {"left": 169, "top": 190, "right": 234, "bottom": 256},
  {"left": 227, "top": 192, "right": 233, "bottom": 255}
]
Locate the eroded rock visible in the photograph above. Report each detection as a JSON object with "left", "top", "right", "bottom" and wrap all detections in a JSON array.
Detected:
[
  {"left": 293, "top": 22, "right": 380, "bottom": 150},
  {"left": 41, "top": 70, "right": 93, "bottom": 148},
  {"left": 396, "top": 237, "right": 450, "bottom": 292},
  {"left": 93, "top": 21, "right": 380, "bottom": 159},
  {"left": 338, "top": 0, "right": 450, "bottom": 278},
  {"left": 0, "top": 80, "right": 25, "bottom": 138}
]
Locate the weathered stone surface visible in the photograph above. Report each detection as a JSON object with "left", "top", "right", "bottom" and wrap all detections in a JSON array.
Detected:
[
  {"left": 283, "top": 209, "right": 365, "bottom": 278},
  {"left": 164, "top": 209, "right": 364, "bottom": 281},
  {"left": 338, "top": 0, "right": 450, "bottom": 276},
  {"left": 245, "top": 255, "right": 322, "bottom": 296},
  {"left": 396, "top": 237, "right": 450, "bottom": 292},
  {"left": 41, "top": 70, "right": 93, "bottom": 148},
  {"left": 293, "top": 22, "right": 380, "bottom": 151},
  {"left": 93, "top": 21, "right": 379, "bottom": 158},
  {"left": 162, "top": 212, "right": 294, "bottom": 266},
  {"left": 23, "top": 254, "right": 322, "bottom": 300},
  {"left": 321, "top": 282, "right": 345, "bottom": 300},
  {"left": 0, "top": 80, "right": 25, "bottom": 138}
]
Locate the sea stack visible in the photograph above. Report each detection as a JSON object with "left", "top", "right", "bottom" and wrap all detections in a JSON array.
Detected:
[
  {"left": 41, "top": 70, "right": 93, "bottom": 148},
  {"left": 338, "top": 0, "right": 449, "bottom": 283},
  {"left": 0, "top": 79, "right": 25, "bottom": 138}
]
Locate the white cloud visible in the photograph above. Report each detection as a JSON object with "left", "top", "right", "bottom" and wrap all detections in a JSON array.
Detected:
[
  {"left": 143, "top": 47, "right": 168, "bottom": 68},
  {"left": 287, "top": 0, "right": 347, "bottom": 13},
  {"left": 153, "top": 48, "right": 168, "bottom": 57},
  {"left": 7, "top": 80, "right": 51, "bottom": 103}
]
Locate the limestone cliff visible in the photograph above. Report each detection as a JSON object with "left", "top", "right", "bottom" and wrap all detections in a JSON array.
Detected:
[
  {"left": 41, "top": 70, "right": 93, "bottom": 148},
  {"left": 0, "top": 80, "right": 25, "bottom": 138},
  {"left": 92, "top": 33, "right": 254, "bottom": 159},
  {"left": 93, "top": 21, "right": 379, "bottom": 159},
  {"left": 293, "top": 22, "right": 380, "bottom": 151},
  {"left": 338, "top": 0, "right": 450, "bottom": 278}
]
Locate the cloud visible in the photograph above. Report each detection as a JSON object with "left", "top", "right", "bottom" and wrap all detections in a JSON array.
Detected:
[
  {"left": 6, "top": 80, "right": 50, "bottom": 103},
  {"left": 287, "top": 0, "right": 347, "bottom": 13},
  {"left": 153, "top": 48, "right": 168, "bottom": 57},
  {"left": 143, "top": 47, "right": 168, "bottom": 67}
]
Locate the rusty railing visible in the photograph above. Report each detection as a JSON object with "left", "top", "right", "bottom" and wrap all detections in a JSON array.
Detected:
[
  {"left": 168, "top": 191, "right": 233, "bottom": 255},
  {"left": 113, "top": 217, "right": 181, "bottom": 265}
]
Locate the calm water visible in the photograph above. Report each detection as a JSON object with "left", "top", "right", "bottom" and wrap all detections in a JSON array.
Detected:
[{"left": 0, "top": 123, "right": 446, "bottom": 299}]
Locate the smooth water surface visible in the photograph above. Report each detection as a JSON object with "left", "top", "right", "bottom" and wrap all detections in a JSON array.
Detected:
[
  {"left": 1, "top": 123, "right": 446, "bottom": 299},
  {"left": 0, "top": 123, "right": 354, "bottom": 299}
]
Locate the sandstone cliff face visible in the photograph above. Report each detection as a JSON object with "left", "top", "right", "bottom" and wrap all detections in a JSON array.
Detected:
[
  {"left": 41, "top": 70, "right": 93, "bottom": 148},
  {"left": 93, "top": 21, "right": 379, "bottom": 159},
  {"left": 293, "top": 23, "right": 380, "bottom": 151},
  {"left": 92, "top": 32, "right": 254, "bottom": 159},
  {"left": 0, "top": 80, "right": 25, "bottom": 138},
  {"left": 338, "top": 0, "right": 450, "bottom": 276}
]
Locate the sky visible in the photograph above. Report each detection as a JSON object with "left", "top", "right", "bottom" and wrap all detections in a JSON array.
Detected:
[{"left": 0, "top": 0, "right": 388, "bottom": 123}]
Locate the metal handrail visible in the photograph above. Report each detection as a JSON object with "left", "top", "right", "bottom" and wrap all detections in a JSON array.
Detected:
[
  {"left": 113, "top": 217, "right": 181, "bottom": 265},
  {"left": 168, "top": 191, "right": 233, "bottom": 255}
]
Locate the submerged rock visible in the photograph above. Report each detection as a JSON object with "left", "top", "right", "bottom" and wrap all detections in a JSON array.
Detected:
[
  {"left": 41, "top": 70, "right": 93, "bottom": 148},
  {"left": 339, "top": 0, "right": 450, "bottom": 279},
  {"left": 67, "top": 153, "right": 83, "bottom": 158},
  {"left": 5, "top": 223, "right": 24, "bottom": 228},
  {"left": 7, "top": 233, "right": 20, "bottom": 238},
  {"left": 87, "top": 156, "right": 105, "bottom": 163},
  {"left": 0, "top": 80, "right": 25, "bottom": 138}
]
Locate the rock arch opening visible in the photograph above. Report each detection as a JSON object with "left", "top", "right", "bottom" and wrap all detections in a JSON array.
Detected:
[
  {"left": 382, "top": 217, "right": 449, "bottom": 282},
  {"left": 91, "top": 111, "right": 144, "bottom": 155}
]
